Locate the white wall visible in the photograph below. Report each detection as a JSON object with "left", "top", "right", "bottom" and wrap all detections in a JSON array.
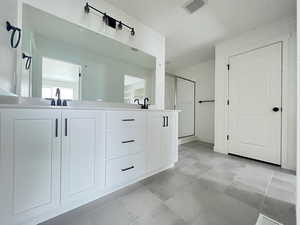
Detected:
[
  {"left": 0, "top": 0, "right": 165, "bottom": 108},
  {"left": 175, "top": 59, "right": 215, "bottom": 144},
  {"left": 0, "top": 1, "right": 18, "bottom": 94},
  {"left": 165, "top": 75, "right": 176, "bottom": 110},
  {"left": 214, "top": 18, "right": 297, "bottom": 170}
]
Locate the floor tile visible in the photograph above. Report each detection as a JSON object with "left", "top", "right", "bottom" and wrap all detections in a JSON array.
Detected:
[
  {"left": 136, "top": 204, "right": 188, "bottom": 225},
  {"left": 88, "top": 199, "right": 135, "bottom": 225},
  {"left": 199, "top": 168, "right": 235, "bottom": 186},
  {"left": 144, "top": 169, "right": 194, "bottom": 201},
  {"left": 270, "top": 176, "right": 296, "bottom": 193},
  {"left": 119, "top": 186, "right": 163, "bottom": 220},
  {"left": 225, "top": 183, "right": 265, "bottom": 209},
  {"left": 261, "top": 197, "right": 296, "bottom": 225},
  {"left": 175, "top": 161, "right": 211, "bottom": 178},
  {"left": 191, "top": 209, "right": 231, "bottom": 225},
  {"left": 40, "top": 213, "right": 93, "bottom": 225},
  {"left": 266, "top": 184, "right": 296, "bottom": 204},
  {"left": 233, "top": 166, "right": 273, "bottom": 194}
]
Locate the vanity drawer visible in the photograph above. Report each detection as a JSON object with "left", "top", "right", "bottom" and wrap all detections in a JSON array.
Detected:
[
  {"left": 106, "top": 128, "right": 146, "bottom": 159},
  {"left": 106, "top": 111, "right": 146, "bottom": 130},
  {"left": 106, "top": 152, "right": 146, "bottom": 187}
]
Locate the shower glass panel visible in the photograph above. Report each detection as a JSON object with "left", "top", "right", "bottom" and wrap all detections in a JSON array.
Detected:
[{"left": 165, "top": 74, "right": 195, "bottom": 138}]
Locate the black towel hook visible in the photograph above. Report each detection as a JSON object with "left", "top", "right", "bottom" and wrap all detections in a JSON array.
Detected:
[
  {"left": 6, "top": 21, "right": 22, "bottom": 48},
  {"left": 22, "top": 53, "right": 32, "bottom": 70}
]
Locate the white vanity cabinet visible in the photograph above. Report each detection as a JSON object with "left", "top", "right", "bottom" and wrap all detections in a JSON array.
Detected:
[
  {"left": 106, "top": 111, "right": 147, "bottom": 187},
  {"left": 106, "top": 111, "right": 146, "bottom": 160},
  {"left": 0, "top": 108, "right": 178, "bottom": 225},
  {"left": 0, "top": 109, "right": 61, "bottom": 225},
  {"left": 161, "top": 112, "right": 178, "bottom": 166},
  {"left": 146, "top": 111, "right": 178, "bottom": 173},
  {"left": 61, "top": 110, "right": 106, "bottom": 204},
  {"left": 146, "top": 112, "right": 164, "bottom": 172}
]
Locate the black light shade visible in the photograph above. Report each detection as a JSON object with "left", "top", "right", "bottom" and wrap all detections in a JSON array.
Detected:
[
  {"left": 118, "top": 21, "right": 123, "bottom": 30},
  {"left": 84, "top": 3, "right": 90, "bottom": 13},
  {"left": 102, "top": 14, "right": 108, "bottom": 24},
  {"left": 131, "top": 28, "right": 135, "bottom": 36}
]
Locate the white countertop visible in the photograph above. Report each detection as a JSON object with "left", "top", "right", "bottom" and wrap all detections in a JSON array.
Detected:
[
  {"left": 0, "top": 96, "right": 180, "bottom": 112},
  {"left": 0, "top": 104, "right": 179, "bottom": 112}
]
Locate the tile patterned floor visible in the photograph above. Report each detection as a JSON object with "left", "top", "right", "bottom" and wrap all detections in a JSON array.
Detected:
[{"left": 40, "top": 141, "right": 296, "bottom": 225}]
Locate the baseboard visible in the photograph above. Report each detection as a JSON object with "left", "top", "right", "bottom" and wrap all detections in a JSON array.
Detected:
[
  {"left": 213, "top": 146, "right": 227, "bottom": 154},
  {"left": 197, "top": 138, "right": 214, "bottom": 145},
  {"left": 178, "top": 136, "right": 198, "bottom": 144}
]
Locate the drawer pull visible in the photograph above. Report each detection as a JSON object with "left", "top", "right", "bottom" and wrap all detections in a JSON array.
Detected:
[
  {"left": 65, "top": 118, "right": 68, "bottom": 136},
  {"left": 122, "top": 119, "right": 135, "bottom": 122},
  {"left": 55, "top": 118, "right": 58, "bottom": 137},
  {"left": 121, "top": 166, "right": 134, "bottom": 172},
  {"left": 122, "top": 140, "right": 135, "bottom": 144}
]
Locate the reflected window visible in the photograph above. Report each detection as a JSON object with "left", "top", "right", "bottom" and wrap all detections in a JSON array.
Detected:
[
  {"left": 124, "top": 75, "right": 146, "bottom": 104},
  {"left": 42, "top": 57, "right": 81, "bottom": 100}
]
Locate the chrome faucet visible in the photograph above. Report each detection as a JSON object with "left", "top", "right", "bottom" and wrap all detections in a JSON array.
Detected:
[{"left": 55, "top": 88, "right": 62, "bottom": 106}]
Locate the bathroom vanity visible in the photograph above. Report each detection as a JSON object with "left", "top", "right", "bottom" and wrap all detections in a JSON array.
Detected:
[
  {"left": 0, "top": 105, "right": 178, "bottom": 225},
  {"left": 0, "top": 2, "right": 177, "bottom": 225}
]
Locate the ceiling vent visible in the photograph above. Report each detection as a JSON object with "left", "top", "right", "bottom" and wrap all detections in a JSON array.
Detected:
[
  {"left": 183, "top": 0, "right": 206, "bottom": 14},
  {"left": 255, "top": 214, "right": 283, "bottom": 225}
]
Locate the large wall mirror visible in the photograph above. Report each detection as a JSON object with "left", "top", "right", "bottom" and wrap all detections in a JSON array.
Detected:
[{"left": 20, "top": 4, "right": 156, "bottom": 105}]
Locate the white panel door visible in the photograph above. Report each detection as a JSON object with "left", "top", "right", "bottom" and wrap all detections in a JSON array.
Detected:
[
  {"left": 1, "top": 110, "right": 61, "bottom": 223},
  {"left": 228, "top": 42, "right": 282, "bottom": 164},
  {"left": 61, "top": 110, "right": 105, "bottom": 203},
  {"left": 176, "top": 78, "right": 195, "bottom": 138}
]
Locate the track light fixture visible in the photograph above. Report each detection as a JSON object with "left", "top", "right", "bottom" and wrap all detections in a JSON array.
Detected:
[{"left": 84, "top": 2, "right": 135, "bottom": 36}]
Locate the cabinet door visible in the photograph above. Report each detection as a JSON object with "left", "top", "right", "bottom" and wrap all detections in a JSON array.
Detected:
[
  {"left": 161, "top": 113, "right": 178, "bottom": 166},
  {"left": 0, "top": 109, "right": 61, "bottom": 224},
  {"left": 146, "top": 112, "right": 164, "bottom": 173},
  {"left": 61, "top": 110, "right": 105, "bottom": 203}
]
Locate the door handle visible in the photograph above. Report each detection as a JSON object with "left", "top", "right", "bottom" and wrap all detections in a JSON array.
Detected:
[
  {"left": 272, "top": 107, "right": 280, "bottom": 112},
  {"left": 55, "top": 118, "right": 58, "bottom": 137},
  {"left": 121, "top": 166, "right": 134, "bottom": 172},
  {"left": 163, "top": 116, "right": 166, "bottom": 127},
  {"left": 166, "top": 116, "right": 169, "bottom": 127},
  {"left": 122, "top": 140, "right": 135, "bottom": 144},
  {"left": 65, "top": 118, "right": 68, "bottom": 136}
]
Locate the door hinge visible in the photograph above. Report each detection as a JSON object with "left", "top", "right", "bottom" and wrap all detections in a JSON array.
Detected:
[
  {"left": 226, "top": 135, "right": 230, "bottom": 141},
  {"left": 227, "top": 64, "right": 230, "bottom": 70},
  {"left": 227, "top": 99, "right": 230, "bottom": 105}
]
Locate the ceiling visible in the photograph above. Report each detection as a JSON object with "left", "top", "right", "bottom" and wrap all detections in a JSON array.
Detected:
[{"left": 104, "top": 0, "right": 296, "bottom": 72}]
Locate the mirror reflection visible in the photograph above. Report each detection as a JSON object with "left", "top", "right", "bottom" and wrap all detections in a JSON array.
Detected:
[{"left": 21, "top": 4, "right": 156, "bottom": 104}]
